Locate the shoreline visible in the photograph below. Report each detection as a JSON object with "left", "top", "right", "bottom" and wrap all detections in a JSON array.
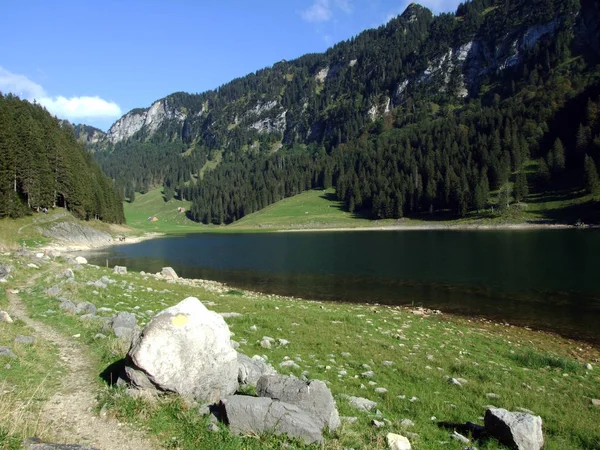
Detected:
[{"left": 42, "top": 231, "right": 165, "bottom": 254}]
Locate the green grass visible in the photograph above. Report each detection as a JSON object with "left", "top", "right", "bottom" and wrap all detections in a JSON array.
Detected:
[
  {"left": 229, "top": 188, "right": 397, "bottom": 230},
  {"left": 3, "top": 255, "right": 598, "bottom": 449},
  {"left": 123, "top": 189, "right": 201, "bottom": 234}
]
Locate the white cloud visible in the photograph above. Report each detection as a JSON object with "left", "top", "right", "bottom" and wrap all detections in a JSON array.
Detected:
[
  {"left": 0, "top": 66, "right": 121, "bottom": 121},
  {"left": 301, "top": 0, "right": 352, "bottom": 23},
  {"left": 301, "top": 0, "right": 332, "bottom": 22}
]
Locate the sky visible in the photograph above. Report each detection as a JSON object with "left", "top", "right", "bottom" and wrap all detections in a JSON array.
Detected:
[{"left": 0, "top": 0, "right": 462, "bottom": 131}]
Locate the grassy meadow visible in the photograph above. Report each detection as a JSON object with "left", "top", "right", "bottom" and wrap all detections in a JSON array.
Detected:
[{"left": 1, "top": 253, "right": 599, "bottom": 449}]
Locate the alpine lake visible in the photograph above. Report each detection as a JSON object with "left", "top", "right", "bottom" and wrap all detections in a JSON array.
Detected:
[{"left": 81, "top": 228, "right": 600, "bottom": 345}]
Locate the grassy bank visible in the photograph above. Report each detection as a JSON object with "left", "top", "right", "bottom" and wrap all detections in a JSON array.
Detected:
[
  {"left": 1, "top": 252, "right": 599, "bottom": 449},
  {"left": 124, "top": 181, "right": 599, "bottom": 235}
]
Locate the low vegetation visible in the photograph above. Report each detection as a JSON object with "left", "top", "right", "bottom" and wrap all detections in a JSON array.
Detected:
[{"left": 1, "top": 250, "right": 599, "bottom": 449}]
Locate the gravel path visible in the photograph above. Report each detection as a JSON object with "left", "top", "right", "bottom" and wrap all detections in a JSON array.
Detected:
[{"left": 7, "top": 278, "right": 159, "bottom": 450}]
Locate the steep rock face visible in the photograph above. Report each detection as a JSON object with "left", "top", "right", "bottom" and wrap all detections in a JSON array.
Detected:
[
  {"left": 107, "top": 98, "right": 187, "bottom": 143},
  {"left": 394, "top": 16, "right": 564, "bottom": 104}
]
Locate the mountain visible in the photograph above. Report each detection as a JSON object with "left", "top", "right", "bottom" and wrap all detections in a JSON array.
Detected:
[
  {"left": 0, "top": 94, "right": 125, "bottom": 223},
  {"left": 92, "top": 0, "right": 600, "bottom": 224}
]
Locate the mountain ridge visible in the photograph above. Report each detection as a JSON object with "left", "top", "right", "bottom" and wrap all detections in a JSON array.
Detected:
[{"left": 87, "top": 0, "right": 600, "bottom": 225}]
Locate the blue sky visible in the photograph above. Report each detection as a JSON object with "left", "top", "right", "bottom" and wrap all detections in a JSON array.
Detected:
[{"left": 0, "top": 0, "right": 461, "bottom": 130}]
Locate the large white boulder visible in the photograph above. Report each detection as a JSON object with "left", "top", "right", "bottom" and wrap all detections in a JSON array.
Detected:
[
  {"left": 125, "top": 297, "right": 238, "bottom": 402},
  {"left": 485, "top": 407, "right": 544, "bottom": 450}
]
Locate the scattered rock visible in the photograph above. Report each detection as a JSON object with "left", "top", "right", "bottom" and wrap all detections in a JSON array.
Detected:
[
  {"left": 62, "top": 269, "right": 75, "bottom": 279},
  {"left": 0, "top": 264, "right": 11, "bottom": 280},
  {"left": 400, "top": 419, "right": 414, "bottom": 428},
  {"left": 161, "top": 267, "right": 178, "bottom": 280},
  {"left": 75, "top": 302, "right": 97, "bottom": 316},
  {"left": 484, "top": 407, "right": 543, "bottom": 450},
  {"left": 375, "top": 387, "right": 388, "bottom": 394},
  {"left": 486, "top": 393, "right": 500, "bottom": 399},
  {"left": 451, "top": 431, "right": 470, "bottom": 444},
  {"left": 278, "top": 338, "right": 290, "bottom": 346},
  {"left": 27, "top": 263, "right": 39, "bottom": 269},
  {"left": 74, "top": 256, "right": 88, "bottom": 265},
  {"left": 0, "top": 346, "right": 17, "bottom": 358},
  {"left": 219, "top": 312, "right": 243, "bottom": 318},
  {"left": 256, "top": 374, "right": 340, "bottom": 431},
  {"left": 372, "top": 419, "right": 385, "bottom": 428},
  {"left": 585, "top": 363, "right": 593, "bottom": 370},
  {"left": 24, "top": 437, "right": 100, "bottom": 449},
  {"left": 386, "top": 433, "right": 412, "bottom": 450},
  {"left": 113, "top": 265, "right": 127, "bottom": 275},
  {"left": 341, "top": 395, "right": 377, "bottom": 412},
  {"left": 260, "top": 339, "right": 272, "bottom": 349},
  {"left": 220, "top": 395, "right": 323, "bottom": 444},
  {"left": 124, "top": 297, "right": 238, "bottom": 402},
  {"left": 279, "top": 360, "right": 300, "bottom": 370},
  {"left": 591, "top": 399, "right": 600, "bottom": 407},
  {"left": 14, "top": 335, "right": 35, "bottom": 345},
  {"left": 59, "top": 300, "right": 77, "bottom": 315},
  {"left": 108, "top": 312, "right": 137, "bottom": 341},
  {"left": 237, "top": 353, "right": 276, "bottom": 387},
  {"left": 45, "top": 286, "right": 61, "bottom": 297},
  {"left": 0, "top": 311, "right": 13, "bottom": 323}
]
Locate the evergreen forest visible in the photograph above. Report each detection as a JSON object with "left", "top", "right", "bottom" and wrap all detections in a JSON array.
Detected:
[
  {"left": 87, "top": 0, "right": 600, "bottom": 224},
  {"left": 0, "top": 94, "right": 125, "bottom": 223}
]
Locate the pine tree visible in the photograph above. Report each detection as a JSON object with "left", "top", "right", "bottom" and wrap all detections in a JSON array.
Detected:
[{"left": 584, "top": 155, "right": 599, "bottom": 195}]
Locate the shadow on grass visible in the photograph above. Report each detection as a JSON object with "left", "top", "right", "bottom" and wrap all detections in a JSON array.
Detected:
[
  {"left": 537, "top": 198, "right": 600, "bottom": 224},
  {"left": 100, "top": 358, "right": 127, "bottom": 387}
]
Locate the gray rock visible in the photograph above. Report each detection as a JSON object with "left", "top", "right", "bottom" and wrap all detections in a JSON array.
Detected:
[
  {"left": 372, "top": 419, "right": 385, "bottom": 428},
  {"left": 0, "top": 264, "right": 11, "bottom": 280},
  {"left": 451, "top": 431, "right": 470, "bottom": 444},
  {"left": 0, "top": 310, "right": 13, "bottom": 323},
  {"left": 237, "top": 353, "right": 276, "bottom": 387},
  {"left": 260, "top": 339, "right": 272, "bottom": 349},
  {"left": 257, "top": 374, "right": 340, "bottom": 431},
  {"left": 108, "top": 312, "right": 137, "bottom": 340},
  {"left": 113, "top": 265, "right": 127, "bottom": 275},
  {"left": 161, "top": 267, "right": 178, "bottom": 280},
  {"left": 220, "top": 395, "right": 323, "bottom": 444},
  {"left": 125, "top": 297, "right": 238, "bottom": 403},
  {"left": 400, "top": 419, "right": 414, "bottom": 428},
  {"left": 220, "top": 312, "right": 243, "bottom": 318},
  {"left": 386, "top": 433, "right": 412, "bottom": 450},
  {"left": 45, "top": 286, "right": 61, "bottom": 297},
  {"left": 74, "top": 256, "right": 88, "bottom": 265},
  {"left": 342, "top": 395, "right": 377, "bottom": 412},
  {"left": 92, "top": 280, "right": 107, "bottom": 289},
  {"left": 484, "top": 408, "right": 544, "bottom": 450},
  {"left": 14, "top": 335, "right": 35, "bottom": 345},
  {"left": 0, "top": 346, "right": 17, "bottom": 358},
  {"left": 75, "top": 302, "right": 96, "bottom": 316},
  {"left": 59, "top": 300, "right": 77, "bottom": 314},
  {"left": 24, "top": 437, "right": 99, "bottom": 449},
  {"left": 62, "top": 269, "right": 74, "bottom": 279},
  {"left": 279, "top": 360, "right": 300, "bottom": 370}
]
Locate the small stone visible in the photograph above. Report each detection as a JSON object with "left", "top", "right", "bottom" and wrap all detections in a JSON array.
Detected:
[
  {"left": 383, "top": 360, "right": 393, "bottom": 366},
  {"left": 362, "top": 371, "right": 375, "bottom": 378},
  {"left": 386, "top": 433, "right": 412, "bottom": 450},
  {"left": 591, "top": 399, "right": 600, "bottom": 407},
  {"left": 260, "top": 339, "right": 272, "bottom": 349},
  {"left": 585, "top": 363, "right": 593, "bottom": 370},
  {"left": 278, "top": 338, "right": 290, "bottom": 346},
  {"left": 0, "top": 311, "right": 13, "bottom": 323},
  {"left": 74, "top": 256, "right": 88, "bottom": 264},
  {"left": 0, "top": 346, "right": 17, "bottom": 358},
  {"left": 450, "top": 431, "right": 470, "bottom": 443},
  {"left": 341, "top": 416, "right": 358, "bottom": 423},
  {"left": 448, "top": 377, "right": 462, "bottom": 387},
  {"left": 400, "top": 419, "right": 414, "bottom": 428},
  {"left": 279, "top": 360, "right": 300, "bottom": 370},
  {"left": 207, "top": 422, "right": 219, "bottom": 432},
  {"left": 375, "top": 387, "right": 388, "bottom": 394},
  {"left": 487, "top": 393, "right": 500, "bottom": 399},
  {"left": 372, "top": 419, "right": 385, "bottom": 428},
  {"left": 14, "top": 335, "right": 35, "bottom": 345}
]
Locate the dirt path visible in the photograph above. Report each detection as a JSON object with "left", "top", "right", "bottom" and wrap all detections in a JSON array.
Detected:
[{"left": 7, "top": 277, "right": 160, "bottom": 450}]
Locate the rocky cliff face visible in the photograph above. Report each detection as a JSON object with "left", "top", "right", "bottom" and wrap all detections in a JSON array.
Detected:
[{"left": 107, "top": 98, "right": 187, "bottom": 143}]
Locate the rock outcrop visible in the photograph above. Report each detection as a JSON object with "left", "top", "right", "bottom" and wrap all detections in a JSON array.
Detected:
[
  {"left": 124, "top": 297, "right": 238, "bottom": 402},
  {"left": 237, "top": 354, "right": 276, "bottom": 387},
  {"left": 220, "top": 395, "right": 324, "bottom": 444},
  {"left": 42, "top": 222, "right": 112, "bottom": 249},
  {"left": 484, "top": 407, "right": 544, "bottom": 450},
  {"left": 256, "top": 374, "right": 340, "bottom": 431}
]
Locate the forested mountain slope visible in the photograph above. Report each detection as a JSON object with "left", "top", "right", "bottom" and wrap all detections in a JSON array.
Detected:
[
  {"left": 0, "top": 94, "right": 124, "bottom": 223},
  {"left": 92, "top": 0, "right": 600, "bottom": 224}
]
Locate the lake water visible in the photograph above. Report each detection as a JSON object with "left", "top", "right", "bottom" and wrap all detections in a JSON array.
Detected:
[{"left": 82, "top": 229, "right": 600, "bottom": 344}]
